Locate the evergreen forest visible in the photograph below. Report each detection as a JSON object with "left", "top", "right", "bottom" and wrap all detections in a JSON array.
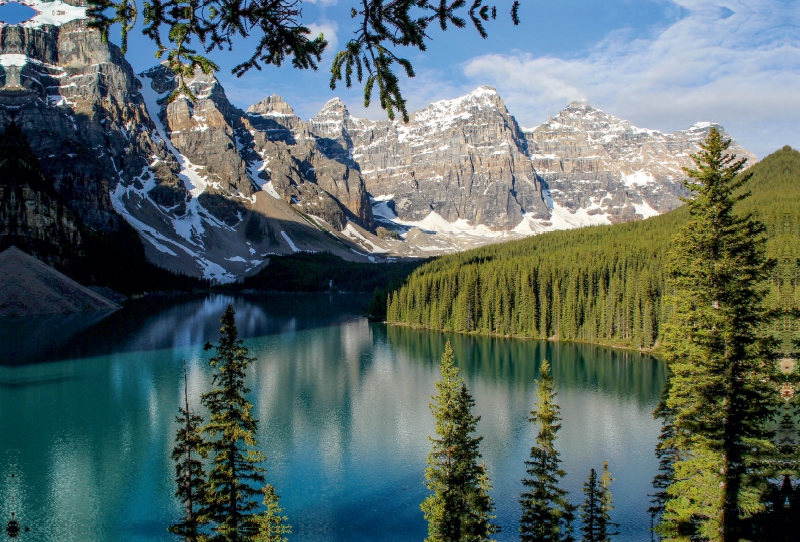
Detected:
[{"left": 386, "top": 146, "right": 800, "bottom": 356}]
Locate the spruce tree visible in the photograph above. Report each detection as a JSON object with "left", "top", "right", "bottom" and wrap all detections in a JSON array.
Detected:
[
  {"left": 598, "top": 462, "right": 618, "bottom": 541},
  {"left": 199, "top": 304, "right": 269, "bottom": 542},
  {"left": 246, "top": 485, "right": 291, "bottom": 542},
  {"left": 659, "top": 128, "right": 778, "bottom": 540},
  {"left": 649, "top": 397, "right": 675, "bottom": 531},
  {"left": 169, "top": 360, "right": 207, "bottom": 542},
  {"left": 520, "top": 360, "right": 575, "bottom": 542},
  {"left": 421, "top": 341, "right": 497, "bottom": 542},
  {"left": 579, "top": 469, "right": 601, "bottom": 542}
]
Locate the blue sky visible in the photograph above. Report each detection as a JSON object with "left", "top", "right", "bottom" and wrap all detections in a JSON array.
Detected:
[{"left": 88, "top": 0, "right": 800, "bottom": 157}]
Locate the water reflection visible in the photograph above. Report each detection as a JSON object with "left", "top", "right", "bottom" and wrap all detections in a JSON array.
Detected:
[
  {"left": 0, "top": 295, "right": 666, "bottom": 541},
  {"left": 0, "top": 293, "right": 368, "bottom": 365}
]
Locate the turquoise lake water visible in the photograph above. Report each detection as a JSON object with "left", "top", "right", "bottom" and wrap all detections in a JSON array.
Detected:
[{"left": 0, "top": 294, "right": 667, "bottom": 541}]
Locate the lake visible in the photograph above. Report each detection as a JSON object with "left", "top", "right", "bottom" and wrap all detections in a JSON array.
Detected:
[{"left": 0, "top": 294, "right": 668, "bottom": 541}]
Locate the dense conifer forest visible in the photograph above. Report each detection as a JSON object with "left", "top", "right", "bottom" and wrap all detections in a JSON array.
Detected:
[
  {"left": 238, "top": 252, "right": 426, "bottom": 306},
  {"left": 387, "top": 146, "right": 800, "bottom": 353}
]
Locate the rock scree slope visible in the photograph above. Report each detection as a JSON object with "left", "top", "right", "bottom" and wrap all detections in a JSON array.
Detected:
[{"left": 0, "top": 246, "right": 120, "bottom": 316}]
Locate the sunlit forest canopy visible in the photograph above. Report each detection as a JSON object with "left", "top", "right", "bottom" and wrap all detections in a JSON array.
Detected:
[{"left": 388, "top": 146, "right": 800, "bottom": 352}]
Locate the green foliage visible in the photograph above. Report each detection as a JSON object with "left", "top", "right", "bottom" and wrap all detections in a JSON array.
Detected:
[
  {"left": 648, "top": 395, "right": 676, "bottom": 528},
  {"left": 246, "top": 485, "right": 292, "bottom": 542},
  {"left": 199, "top": 305, "right": 271, "bottom": 542},
  {"left": 421, "top": 341, "right": 497, "bottom": 542},
  {"left": 598, "top": 462, "right": 618, "bottom": 541},
  {"left": 579, "top": 469, "right": 601, "bottom": 542},
  {"left": 169, "top": 361, "right": 208, "bottom": 541},
  {"left": 387, "top": 146, "right": 800, "bottom": 352},
  {"left": 89, "top": 0, "right": 326, "bottom": 103},
  {"left": 658, "top": 129, "right": 779, "bottom": 540},
  {"left": 519, "top": 360, "right": 575, "bottom": 542},
  {"left": 88, "top": 0, "right": 519, "bottom": 119}
]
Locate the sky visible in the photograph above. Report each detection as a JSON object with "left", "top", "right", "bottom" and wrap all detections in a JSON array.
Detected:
[{"left": 3, "top": 0, "right": 794, "bottom": 157}]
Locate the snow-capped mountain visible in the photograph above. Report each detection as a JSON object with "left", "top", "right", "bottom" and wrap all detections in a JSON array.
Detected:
[
  {"left": 0, "top": 14, "right": 758, "bottom": 281},
  {"left": 522, "top": 101, "right": 756, "bottom": 231}
]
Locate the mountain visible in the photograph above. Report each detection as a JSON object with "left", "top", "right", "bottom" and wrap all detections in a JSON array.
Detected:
[
  {"left": 0, "top": 246, "right": 120, "bottom": 316},
  {"left": 523, "top": 101, "right": 757, "bottom": 227},
  {"left": 0, "top": 121, "right": 84, "bottom": 273},
  {"left": 0, "top": 13, "right": 758, "bottom": 281},
  {"left": 385, "top": 146, "right": 799, "bottom": 349}
]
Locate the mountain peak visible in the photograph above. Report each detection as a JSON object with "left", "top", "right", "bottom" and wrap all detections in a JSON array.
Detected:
[
  {"left": 686, "top": 121, "right": 717, "bottom": 131},
  {"left": 317, "top": 97, "right": 348, "bottom": 114},
  {"left": 469, "top": 85, "right": 498, "bottom": 96},
  {"left": 566, "top": 99, "right": 591, "bottom": 109},
  {"left": 247, "top": 94, "right": 296, "bottom": 117}
]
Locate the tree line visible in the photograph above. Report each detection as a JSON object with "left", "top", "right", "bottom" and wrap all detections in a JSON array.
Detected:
[{"left": 386, "top": 146, "right": 799, "bottom": 356}]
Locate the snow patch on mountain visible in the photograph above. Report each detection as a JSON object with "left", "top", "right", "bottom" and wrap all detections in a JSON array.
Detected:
[
  {"left": 139, "top": 78, "right": 214, "bottom": 198},
  {"left": 280, "top": 231, "right": 299, "bottom": 252}
]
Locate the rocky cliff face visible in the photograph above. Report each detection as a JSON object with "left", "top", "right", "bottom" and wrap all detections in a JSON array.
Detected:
[
  {"left": 0, "top": 21, "right": 158, "bottom": 233},
  {"left": 316, "top": 87, "right": 550, "bottom": 230},
  {"left": 241, "top": 92, "right": 373, "bottom": 229},
  {"left": 521, "top": 101, "right": 758, "bottom": 228},
  {"left": 0, "top": 18, "right": 382, "bottom": 281},
  {"left": 0, "top": 14, "right": 758, "bottom": 280},
  {"left": 0, "top": 121, "right": 83, "bottom": 272}
]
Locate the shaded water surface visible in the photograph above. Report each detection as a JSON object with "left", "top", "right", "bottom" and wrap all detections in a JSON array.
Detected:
[{"left": 0, "top": 294, "right": 667, "bottom": 541}]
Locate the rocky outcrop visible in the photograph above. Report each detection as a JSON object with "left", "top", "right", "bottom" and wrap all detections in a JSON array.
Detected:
[
  {"left": 241, "top": 95, "right": 373, "bottom": 229},
  {"left": 331, "top": 87, "right": 550, "bottom": 230},
  {"left": 523, "top": 101, "right": 758, "bottom": 223}
]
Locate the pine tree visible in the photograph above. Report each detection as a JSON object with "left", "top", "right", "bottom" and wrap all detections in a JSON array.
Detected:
[
  {"left": 659, "top": 128, "right": 778, "bottom": 540},
  {"left": 169, "top": 359, "right": 207, "bottom": 542},
  {"left": 579, "top": 469, "right": 601, "bottom": 542},
  {"left": 246, "top": 485, "right": 292, "bottom": 542},
  {"left": 421, "top": 341, "right": 497, "bottom": 542},
  {"left": 598, "top": 462, "right": 618, "bottom": 541},
  {"left": 649, "top": 396, "right": 675, "bottom": 532},
  {"left": 199, "top": 304, "right": 268, "bottom": 542},
  {"left": 520, "top": 360, "right": 576, "bottom": 542}
]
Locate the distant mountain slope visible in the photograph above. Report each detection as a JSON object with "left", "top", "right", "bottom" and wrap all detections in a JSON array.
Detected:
[
  {"left": 523, "top": 102, "right": 757, "bottom": 226},
  {"left": 386, "top": 146, "right": 799, "bottom": 352},
  {"left": 0, "top": 121, "right": 208, "bottom": 296}
]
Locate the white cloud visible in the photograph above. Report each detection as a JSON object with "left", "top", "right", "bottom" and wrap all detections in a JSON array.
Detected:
[
  {"left": 307, "top": 19, "right": 339, "bottom": 52},
  {"left": 462, "top": 0, "right": 800, "bottom": 158},
  {"left": 344, "top": 68, "right": 470, "bottom": 120}
]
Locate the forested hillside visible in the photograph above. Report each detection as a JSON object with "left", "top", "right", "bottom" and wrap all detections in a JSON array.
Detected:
[{"left": 387, "top": 146, "right": 800, "bottom": 352}]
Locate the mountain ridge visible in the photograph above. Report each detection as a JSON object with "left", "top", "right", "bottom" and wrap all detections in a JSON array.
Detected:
[{"left": 0, "top": 21, "right": 758, "bottom": 281}]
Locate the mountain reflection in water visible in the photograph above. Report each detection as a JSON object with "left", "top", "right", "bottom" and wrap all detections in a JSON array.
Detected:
[{"left": 0, "top": 294, "right": 666, "bottom": 541}]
